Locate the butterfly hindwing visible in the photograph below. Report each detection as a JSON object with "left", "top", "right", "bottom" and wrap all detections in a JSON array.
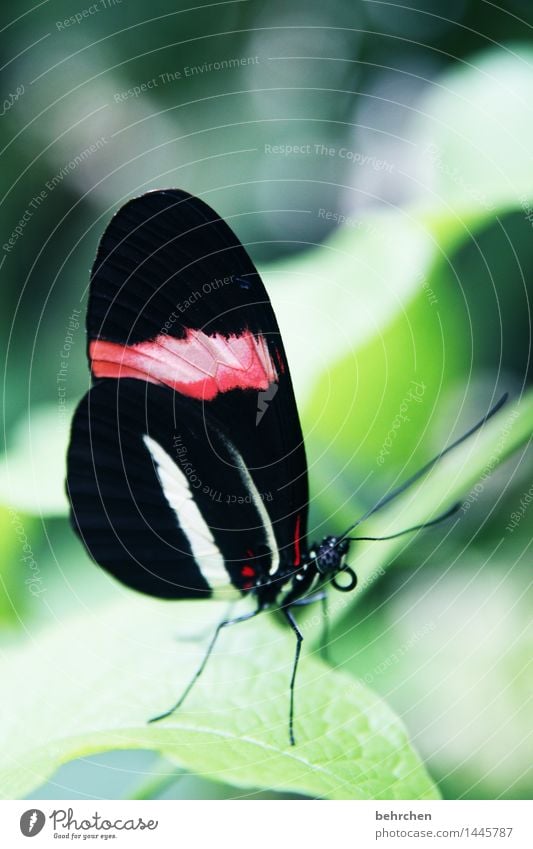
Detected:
[{"left": 67, "top": 379, "right": 279, "bottom": 599}]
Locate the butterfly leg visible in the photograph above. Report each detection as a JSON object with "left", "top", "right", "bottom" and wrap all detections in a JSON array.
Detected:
[
  {"left": 149, "top": 602, "right": 264, "bottom": 724},
  {"left": 289, "top": 591, "right": 330, "bottom": 663},
  {"left": 283, "top": 606, "right": 304, "bottom": 746},
  {"left": 320, "top": 592, "right": 330, "bottom": 663}
]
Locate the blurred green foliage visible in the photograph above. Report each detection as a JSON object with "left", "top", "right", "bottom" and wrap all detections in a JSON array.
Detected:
[{"left": 1, "top": 0, "right": 532, "bottom": 800}]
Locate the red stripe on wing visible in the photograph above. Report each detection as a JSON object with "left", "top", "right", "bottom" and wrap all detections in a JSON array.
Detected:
[
  {"left": 90, "top": 329, "right": 278, "bottom": 401},
  {"left": 294, "top": 513, "right": 302, "bottom": 567}
]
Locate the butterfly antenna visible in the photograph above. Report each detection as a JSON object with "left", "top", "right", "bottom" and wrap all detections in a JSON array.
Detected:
[
  {"left": 338, "top": 393, "right": 508, "bottom": 542},
  {"left": 345, "top": 500, "right": 461, "bottom": 543}
]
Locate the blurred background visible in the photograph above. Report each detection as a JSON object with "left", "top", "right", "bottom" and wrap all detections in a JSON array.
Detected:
[{"left": 1, "top": 0, "right": 532, "bottom": 800}]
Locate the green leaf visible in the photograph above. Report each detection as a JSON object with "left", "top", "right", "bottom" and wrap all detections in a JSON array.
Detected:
[
  {"left": 264, "top": 213, "right": 436, "bottom": 408},
  {"left": 302, "top": 264, "right": 468, "bottom": 490},
  {"left": 0, "top": 597, "right": 438, "bottom": 801},
  {"left": 346, "top": 559, "right": 533, "bottom": 800},
  {"left": 414, "top": 45, "right": 533, "bottom": 222}
]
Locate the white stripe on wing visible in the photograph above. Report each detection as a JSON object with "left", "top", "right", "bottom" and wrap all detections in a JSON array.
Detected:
[{"left": 143, "top": 434, "right": 235, "bottom": 593}]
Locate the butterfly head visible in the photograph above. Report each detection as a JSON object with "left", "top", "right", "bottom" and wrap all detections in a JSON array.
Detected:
[{"left": 309, "top": 536, "right": 357, "bottom": 593}]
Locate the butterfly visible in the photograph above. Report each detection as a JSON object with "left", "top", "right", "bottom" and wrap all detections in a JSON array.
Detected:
[{"left": 66, "top": 189, "right": 506, "bottom": 745}]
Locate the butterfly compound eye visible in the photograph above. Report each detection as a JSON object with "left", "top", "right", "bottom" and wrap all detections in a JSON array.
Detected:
[{"left": 315, "top": 536, "right": 342, "bottom": 575}]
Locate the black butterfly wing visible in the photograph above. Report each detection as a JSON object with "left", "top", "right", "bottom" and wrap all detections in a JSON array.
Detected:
[
  {"left": 67, "top": 190, "right": 308, "bottom": 598},
  {"left": 67, "top": 379, "right": 283, "bottom": 599}
]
